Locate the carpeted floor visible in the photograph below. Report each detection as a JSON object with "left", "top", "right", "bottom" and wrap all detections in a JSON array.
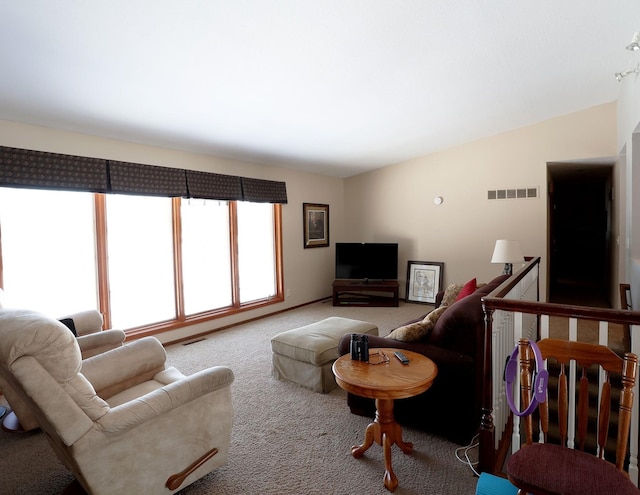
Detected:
[{"left": 0, "top": 299, "right": 482, "bottom": 495}]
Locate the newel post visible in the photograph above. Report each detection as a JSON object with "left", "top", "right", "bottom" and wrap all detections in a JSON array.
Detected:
[{"left": 478, "top": 299, "right": 495, "bottom": 474}]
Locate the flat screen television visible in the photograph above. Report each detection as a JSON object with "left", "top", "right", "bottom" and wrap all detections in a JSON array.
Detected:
[{"left": 335, "top": 243, "right": 398, "bottom": 281}]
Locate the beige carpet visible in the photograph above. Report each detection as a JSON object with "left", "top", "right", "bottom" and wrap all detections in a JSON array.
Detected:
[{"left": 0, "top": 300, "right": 483, "bottom": 495}]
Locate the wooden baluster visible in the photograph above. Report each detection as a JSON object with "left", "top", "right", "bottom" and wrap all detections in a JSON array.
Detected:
[
  {"left": 519, "top": 340, "right": 533, "bottom": 444},
  {"left": 558, "top": 363, "right": 568, "bottom": 447},
  {"left": 577, "top": 366, "right": 589, "bottom": 451},
  {"left": 539, "top": 394, "right": 549, "bottom": 443},
  {"left": 616, "top": 353, "right": 638, "bottom": 470},
  {"left": 597, "top": 371, "right": 611, "bottom": 460}
]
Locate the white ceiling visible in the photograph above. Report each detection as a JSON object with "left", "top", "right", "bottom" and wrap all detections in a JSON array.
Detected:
[{"left": 1, "top": 1, "right": 639, "bottom": 178}]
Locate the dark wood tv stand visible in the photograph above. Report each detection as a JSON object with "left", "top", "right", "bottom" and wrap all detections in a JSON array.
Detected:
[{"left": 332, "top": 279, "right": 399, "bottom": 307}]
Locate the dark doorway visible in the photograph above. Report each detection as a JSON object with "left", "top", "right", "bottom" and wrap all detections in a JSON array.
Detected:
[{"left": 548, "top": 164, "right": 613, "bottom": 308}]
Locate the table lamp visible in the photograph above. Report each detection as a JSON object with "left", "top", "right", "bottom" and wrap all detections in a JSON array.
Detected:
[{"left": 491, "top": 240, "right": 524, "bottom": 275}]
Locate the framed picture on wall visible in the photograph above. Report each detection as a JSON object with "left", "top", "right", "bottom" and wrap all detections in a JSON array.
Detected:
[
  {"left": 303, "top": 203, "right": 329, "bottom": 248},
  {"left": 405, "top": 261, "right": 444, "bottom": 304}
]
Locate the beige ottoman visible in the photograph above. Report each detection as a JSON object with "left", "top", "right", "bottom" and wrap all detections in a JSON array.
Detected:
[{"left": 270, "top": 317, "right": 378, "bottom": 393}]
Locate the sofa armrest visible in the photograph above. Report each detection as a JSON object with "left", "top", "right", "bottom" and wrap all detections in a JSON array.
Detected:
[
  {"left": 80, "top": 337, "right": 167, "bottom": 392},
  {"left": 96, "top": 366, "right": 234, "bottom": 436}
]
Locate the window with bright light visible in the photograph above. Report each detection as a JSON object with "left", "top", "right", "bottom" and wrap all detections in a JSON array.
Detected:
[
  {"left": 105, "top": 194, "right": 176, "bottom": 328},
  {"left": 0, "top": 187, "right": 98, "bottom": 317},
  {"left": 181, "top": 198, "right": 232, "bottom": 315},
  {"left": 237, "top": 201, "right": 276, "bottom": 303},
  {"left": 0, "top": 188, "right": 283, "bottom": 333}
]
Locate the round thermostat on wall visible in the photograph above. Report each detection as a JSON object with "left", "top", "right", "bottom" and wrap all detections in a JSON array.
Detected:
[{"left": 434, "top": 196, "right": 443, "bottom": 205}]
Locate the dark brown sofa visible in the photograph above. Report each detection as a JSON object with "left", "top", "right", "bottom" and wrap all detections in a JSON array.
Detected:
[{"left": 337, "top": 274, "right": 510, "bottom": 445}]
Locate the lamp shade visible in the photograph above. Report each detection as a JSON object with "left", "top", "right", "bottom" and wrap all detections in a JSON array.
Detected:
[{"left": 491, "top": 240, "right": 524, "bottom": 264}]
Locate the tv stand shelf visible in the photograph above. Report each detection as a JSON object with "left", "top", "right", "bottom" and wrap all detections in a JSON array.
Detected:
[{"left": 332, "top": 280, "right": 399, "bottom": 307}]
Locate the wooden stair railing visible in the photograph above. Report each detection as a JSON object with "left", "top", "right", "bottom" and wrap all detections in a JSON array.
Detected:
[{"left": 478, "top": 260, "right": 640, "bottom": 486}]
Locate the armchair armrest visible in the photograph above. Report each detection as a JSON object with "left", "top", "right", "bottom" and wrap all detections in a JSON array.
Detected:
[
  {"left": 78, "top": 329, "right": 126, "bottom": 359},
  {"left": 81, "top": 337, "right": 167, "bottom": 394},
  {"left": 58, "top": 309, "right": 104, "bottom": 336},
  {"left": 96, "top": 366, "right": 234, "bottom": 436}
]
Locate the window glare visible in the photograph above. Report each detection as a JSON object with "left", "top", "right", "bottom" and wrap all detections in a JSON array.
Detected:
[
  {"left": 181, "top": 199, "right": 232, "bottom": 314},
  {"left": 237, "top": 201, "right": 276, "bottom": 302},
  {"left": 0, "top": 188, "right": 282, "bottom": 331},
  {"left": 106, "top": 194, "right": 175, "bottom": 328},
  {"left": 0, "top": 187, "right": 97, "bottom": 316}
]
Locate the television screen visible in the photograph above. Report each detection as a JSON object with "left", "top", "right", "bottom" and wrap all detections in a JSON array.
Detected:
[{"left": 335, "top": 243, "right": 398, "bottom": 280}]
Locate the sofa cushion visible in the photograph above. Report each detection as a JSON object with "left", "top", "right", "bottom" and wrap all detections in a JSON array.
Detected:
[
  {"left": 455, "top": 278, "right": 477, "bottom": 302},
  {"left": 386, "top": 306, "right": 448, "bottom": 342},
  {"left": 429, "top": 292, "right": 484, "bottom": 356},
  {"left": 441, "top": 283, "right": 464, "bottom": 307},
  {"left": 429, "top": 274, "right": 510, "bottom": 356}
]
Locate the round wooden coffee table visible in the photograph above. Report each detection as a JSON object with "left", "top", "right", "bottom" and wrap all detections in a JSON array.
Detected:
[{"left": 332, "top": 348, "right": 438, "bottom": 492}]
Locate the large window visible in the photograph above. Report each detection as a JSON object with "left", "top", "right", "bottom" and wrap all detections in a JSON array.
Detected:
[
  {"left": 237, "top": 201, "right": 276, "bottom": 303},
  {"left": 181, "top": 198, "right": 232, "bottom": 315},
  {"left": 105, "top": 194, "right": 176, "bottom": 329},
  {"left": 0, "top": 187, "right": 283, "bottom": 333},
  {"left": 0, "top": 188, "right": 97, "bottom": 317}
]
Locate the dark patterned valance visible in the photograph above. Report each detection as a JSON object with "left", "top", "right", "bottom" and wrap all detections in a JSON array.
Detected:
[
  {"left": 241, "top": 178, "right": 288, "bottom": 204},
  {"left": 108, "top": 160, "right": 188, "bottom": 197},
  {"left": 185, "top": 170, "right": 243, "bottom": 200},
  {"left": 0, "top": 146, "right": 287, "bottom": 203},
  {"left": 0, "top": 146, "right": 108, "bottom": 192}
]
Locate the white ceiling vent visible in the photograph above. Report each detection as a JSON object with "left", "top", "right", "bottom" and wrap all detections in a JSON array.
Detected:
[{"left": 487, "top": 187, "right": 538, "bottom": 200}]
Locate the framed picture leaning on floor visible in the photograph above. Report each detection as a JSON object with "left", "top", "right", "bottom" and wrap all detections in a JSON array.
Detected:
[{"left": 406, "top": 261, "right": 444, "bottom": 304}]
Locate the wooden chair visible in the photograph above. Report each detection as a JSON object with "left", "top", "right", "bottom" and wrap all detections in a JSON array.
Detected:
[{"left": 506, "top": 338, "right": 639, "bottom": 495}]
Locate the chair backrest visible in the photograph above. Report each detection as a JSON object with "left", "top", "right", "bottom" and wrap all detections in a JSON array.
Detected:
[
  {"left": 516, "top": 338, "right": 638, "bottom": 471},
  {"left": 0, "top": 308, "right": 109, "bottom": 444}
]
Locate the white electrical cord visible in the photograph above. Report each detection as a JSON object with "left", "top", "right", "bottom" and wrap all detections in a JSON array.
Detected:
[{"left": 455, "top": 433, "right": 480, "bottom": 477}]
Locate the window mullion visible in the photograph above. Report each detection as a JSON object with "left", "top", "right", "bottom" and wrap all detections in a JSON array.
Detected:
[
  {"left": 94, "top": 193, "right": 111, "bottom": 330},
  {"left": 229, "top": 201, "right": 240, "bottom": 307},
  {"left": 274, "top": 203, "right": 284, "bottom": 299},
  {"left": 172, "top": 197, "right": 185, "bottom": 320}
]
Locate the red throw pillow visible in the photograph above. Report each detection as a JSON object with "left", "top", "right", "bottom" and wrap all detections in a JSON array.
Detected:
[{"left": 455, "top": 278, "right": 477, "bottom": 301}]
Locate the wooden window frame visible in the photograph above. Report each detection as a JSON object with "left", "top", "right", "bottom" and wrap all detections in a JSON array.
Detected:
[{"left": 93, "top": 195, "right": 284, "bottom": 337}]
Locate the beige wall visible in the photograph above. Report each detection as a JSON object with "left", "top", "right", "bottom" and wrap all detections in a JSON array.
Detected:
[
  {"left": 617, "top": 72, "right": 640, "bottom": 276},
  {"left": 0, "top": 99, "right": 626, "bottom": 340},
  {"left": 343, "top": 103, "right": 618, "bottom": 299},
  {"left": 0, "top": 119, "right": 344, "bottom": 343},
  {"left": 617, "top": 65, "right": 640, "bottom": 303}
]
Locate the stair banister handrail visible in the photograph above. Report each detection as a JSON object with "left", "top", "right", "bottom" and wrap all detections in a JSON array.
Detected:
[{"left": 479, "top": 263, "right": 640, "bottom": 484}]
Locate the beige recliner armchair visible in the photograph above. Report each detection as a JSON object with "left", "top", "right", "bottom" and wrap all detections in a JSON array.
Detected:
[
  {"left": 0, "top": 309, "right": 126, "bottom": 431},
  {"left": 0, "top": 308, "right": 235, "bottom": 494}
]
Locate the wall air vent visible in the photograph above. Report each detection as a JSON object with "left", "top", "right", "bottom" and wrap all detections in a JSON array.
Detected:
[{"left": 487, "top": 187, "right": 538, "bottom": 200}]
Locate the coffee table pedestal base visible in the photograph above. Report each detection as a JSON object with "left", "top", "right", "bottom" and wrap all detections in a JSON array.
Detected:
[{"left": 351, "top": 398, "right": 412, "bottom": 492}]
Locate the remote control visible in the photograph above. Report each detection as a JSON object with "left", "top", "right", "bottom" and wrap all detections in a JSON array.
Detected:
[{"left": 394, "top": 351, "right": 410, "bottom": 365}]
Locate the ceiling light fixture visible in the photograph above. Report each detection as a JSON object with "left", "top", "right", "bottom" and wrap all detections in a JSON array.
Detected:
[
  {"left": 627, "top": 32, "right": 640, "bottom": 51},
  {"left": 615, "top": 64, "right": 640, "bottom": 82}
]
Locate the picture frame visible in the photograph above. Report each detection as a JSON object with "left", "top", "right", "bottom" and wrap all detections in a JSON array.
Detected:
[
  {"left": 303, "top": 203, "right": 329, "bottom": 248},
  {"left": 405, "top": 261, "right": 444, "bottom": 304}
]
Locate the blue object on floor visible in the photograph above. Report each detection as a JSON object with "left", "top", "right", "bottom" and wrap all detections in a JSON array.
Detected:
[{"left": 476, "top": 472, "right": 518, "bottom": 495}]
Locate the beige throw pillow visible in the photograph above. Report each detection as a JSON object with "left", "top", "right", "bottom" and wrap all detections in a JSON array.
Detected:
[
  {"left": 441, "top": 283, "right": 464, "bottom": 307},
  {"left": 386, "top": 305, "right": 449, "bottom": 342}
]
